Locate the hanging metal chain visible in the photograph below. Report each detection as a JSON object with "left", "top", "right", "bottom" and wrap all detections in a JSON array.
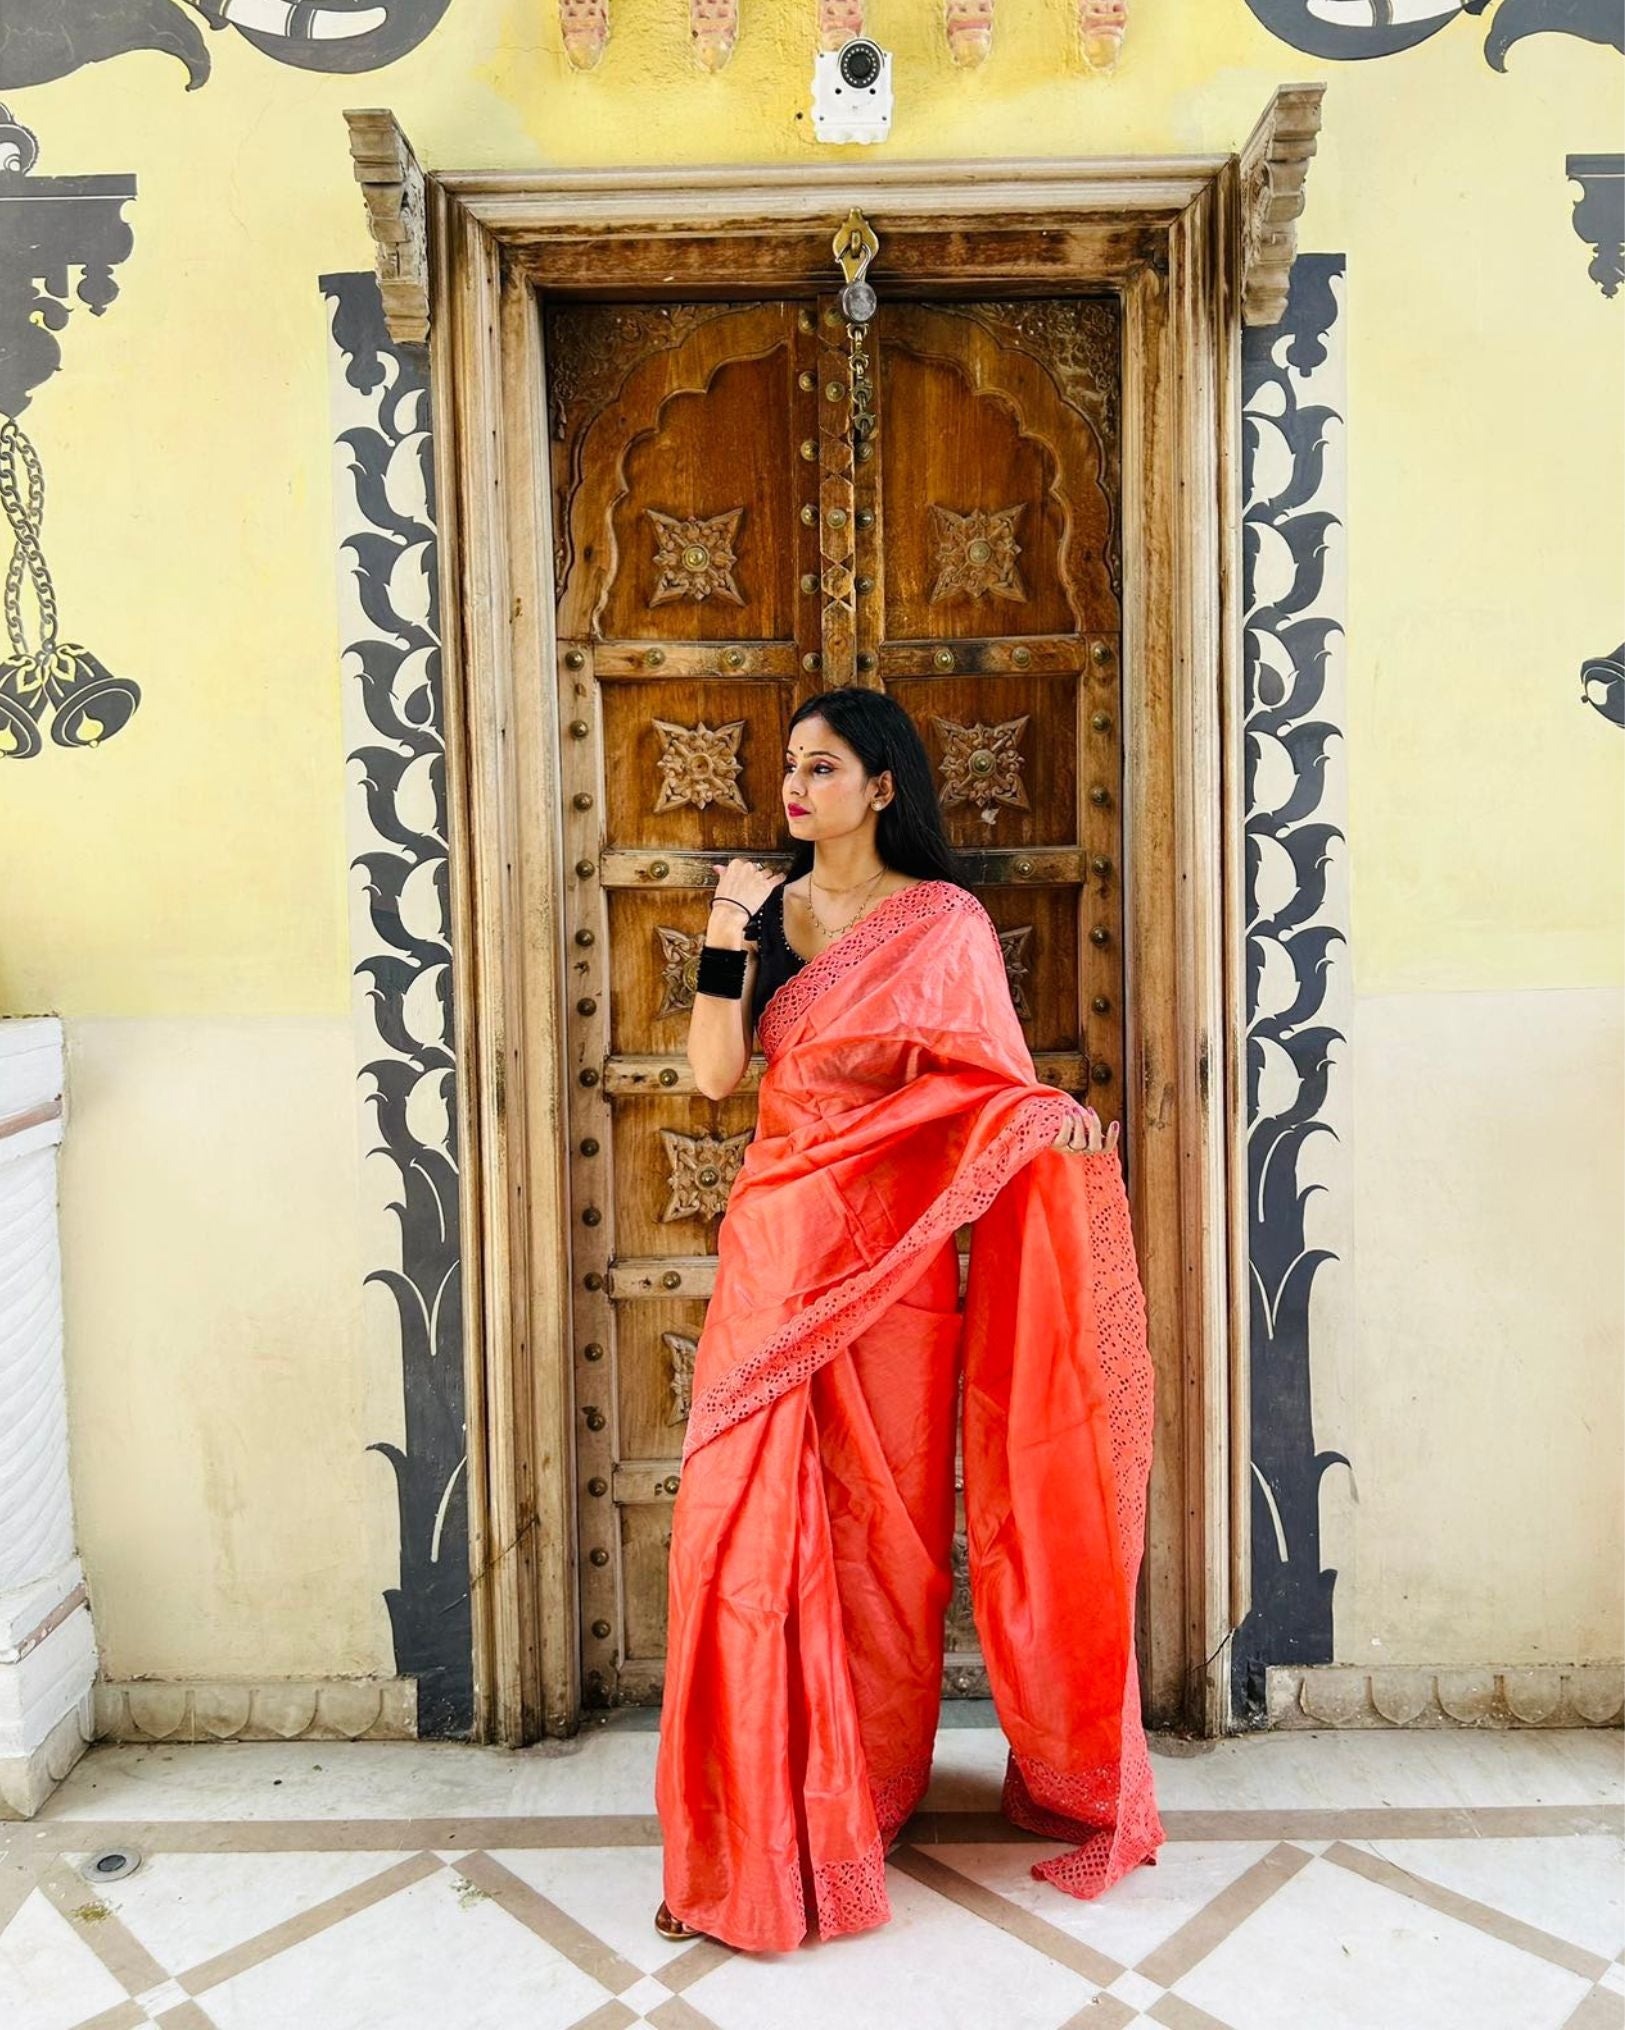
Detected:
[
  {"left": 833, "top": 208, "right": 880, "bottom": 469},
  {"left": 849, "top": 318, "right": 876, "bottom": 464}
]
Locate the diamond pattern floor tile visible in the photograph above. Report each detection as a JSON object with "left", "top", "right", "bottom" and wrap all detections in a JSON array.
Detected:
[
  {"left": 0, "top": 1889, "right": 131, "bottom": 2030},
  {"left": 1169, "top": 1850, "right": 1596, "bottom": 2030},
  {"left": 198, "top": 1863, "right": 612, "bottom": 2030}
]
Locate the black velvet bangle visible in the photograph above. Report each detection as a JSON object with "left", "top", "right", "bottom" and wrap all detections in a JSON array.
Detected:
[{"left": 696, "top": 942, "right": 748, "bottom": 999}]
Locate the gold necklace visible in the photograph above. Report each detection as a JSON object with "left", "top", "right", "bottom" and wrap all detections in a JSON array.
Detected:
[
  {"left": 809, "top": 862, "right": 887, "bottom": 895},
  {"left": 804, "top": 865, "right": 888, "bottom": 940}
]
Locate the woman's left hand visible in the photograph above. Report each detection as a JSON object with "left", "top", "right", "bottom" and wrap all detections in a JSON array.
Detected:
[{"left": 1051, "top": 1103, "right": 1119, "bottom": 1156}]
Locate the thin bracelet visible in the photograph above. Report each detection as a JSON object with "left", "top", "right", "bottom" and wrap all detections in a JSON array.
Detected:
[{"left": 709, "top": 896, "right": 752, "bottom": 917}]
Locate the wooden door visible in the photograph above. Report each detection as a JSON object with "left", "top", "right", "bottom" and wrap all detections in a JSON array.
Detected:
[{"left": 546, "top": 290, "right": 1123, "bottom": 1707}]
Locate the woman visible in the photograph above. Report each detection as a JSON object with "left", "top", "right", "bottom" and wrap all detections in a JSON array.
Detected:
[{"left": 654, "top": 687, "right": 1163, "bottom": 1953}]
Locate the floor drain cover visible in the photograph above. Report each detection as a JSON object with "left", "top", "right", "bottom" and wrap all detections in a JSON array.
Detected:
[{"left": 80, "top": 1848, "right": 141, "bottom": 1883}]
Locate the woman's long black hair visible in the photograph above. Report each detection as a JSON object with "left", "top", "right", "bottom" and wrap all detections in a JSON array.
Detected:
[{"left": 781, "top": 687, "right": 974, "bottom": 893}]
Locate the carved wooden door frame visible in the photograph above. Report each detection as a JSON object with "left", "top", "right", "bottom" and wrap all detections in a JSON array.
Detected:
[{"left": 344, "top": 90, "right": 1324, "bottom": 1744}]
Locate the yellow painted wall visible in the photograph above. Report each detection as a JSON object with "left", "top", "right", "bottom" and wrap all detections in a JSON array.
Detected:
[{"left": 1, "top": 0, "right": 1619, "bottom": 1689}]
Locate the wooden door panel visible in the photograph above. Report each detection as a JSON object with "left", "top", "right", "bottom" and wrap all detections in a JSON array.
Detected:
[
  {"left": 614, "top": 1297, "right": 708, "bottom": 1460},
  {"left": 603, "top": 349, "right": 802, "bottom": 643},
  {"left": 877, "top": 349, "right": 1074, "bottom": 641},
  {"left": 599, "top": 676, "right": 792, "bottom": 853},
  {"left": 875, "top": 303, "right": 1119, "bottom": 644},
  {"left": 885, "top": 673, "right": 1080, "bottom": 851},
  {"left": 551, "top": 299, "right": 820, "bottom": 645},
  {"left": 868, "top": 299, "right": 1125, "bottom": 1162},
  {"left": 620, "top": 1506, "right": 673, "bottom": 1661},
  {"left": 612, "top": 1095, "right": 757, "bottom": 1259},
  {"left": 605, "top": 888, "right": 726, "bottom": 1058},
  {"left": 605, "top": 889, "right": 702, "bottom": 1060},
  {"left": 976, "top": 883, "right": 1083, "bottom": 1057},
  {"left": 550, "top": 287, "right": 1122, "bottom": 1708}
]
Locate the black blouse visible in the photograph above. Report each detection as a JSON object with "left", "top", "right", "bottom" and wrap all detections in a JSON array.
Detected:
[{"left": 742, "top": 882, "right": 807, "bottom": 1038}]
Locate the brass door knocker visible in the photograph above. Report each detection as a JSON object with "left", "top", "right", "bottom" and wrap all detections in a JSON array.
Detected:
[{"left": 833, "top": 207, "right": 879, "bottom": 325}]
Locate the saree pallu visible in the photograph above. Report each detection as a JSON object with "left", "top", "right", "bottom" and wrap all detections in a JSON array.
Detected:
[{"left": 655, "top": 879, "right": 1163, "bottom": 1952}]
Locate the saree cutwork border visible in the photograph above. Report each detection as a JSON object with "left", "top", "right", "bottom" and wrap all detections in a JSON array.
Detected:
[
  {"left": 1006, "top": 1145, "right": 1163, "bottom": 1894},
  {"left": 755, "top": 879, "right": 969, "bottom": 1062}
]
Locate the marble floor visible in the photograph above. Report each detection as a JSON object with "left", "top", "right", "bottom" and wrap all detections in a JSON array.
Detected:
[{"left": 2, "top": 1717, "right": 1620, "bottom": 2030}]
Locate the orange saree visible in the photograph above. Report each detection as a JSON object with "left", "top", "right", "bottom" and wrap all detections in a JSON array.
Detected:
[{"left": 655, "top": 878, "right": 1163, "bottom": 1952}]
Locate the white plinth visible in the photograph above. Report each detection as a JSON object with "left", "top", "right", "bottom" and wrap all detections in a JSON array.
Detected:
[{"left": 0, "top": 1019, "right": 97, "bottom": 1817}]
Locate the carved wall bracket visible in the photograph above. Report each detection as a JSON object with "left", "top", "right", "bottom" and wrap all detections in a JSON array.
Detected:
[
  {"left": 690, "top": 0, "right": 738, "bottom": 70},
  {"left": 1238, "top": 84, "right": 1325, "bottom": 328},
  {"left": 560, "top": 0, "right": 610, "bottom": 69},
  {"left": 946, "top": 0, "right": 995, "bottom": 67},
  {"left": 1078, "top": 0, "right": 1126, "bottom": 72},
  {"left": 343, "top": 108, "right": 428, "bottom": 347}
]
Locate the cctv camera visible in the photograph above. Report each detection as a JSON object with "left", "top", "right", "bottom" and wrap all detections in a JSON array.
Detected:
[{"left": 811, "top": 38, "right": 893, "bottom": 146}]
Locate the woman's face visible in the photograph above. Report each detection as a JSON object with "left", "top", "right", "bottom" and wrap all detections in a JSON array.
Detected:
[{"left": 782, "top": 716, "right": 890, "bottom": 838}]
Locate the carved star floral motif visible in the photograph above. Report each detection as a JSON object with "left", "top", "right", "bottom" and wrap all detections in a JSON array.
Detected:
[
  {"left": 655, "top": 926, "right": 704, "bottom": 1017},
  {"left": 659, "top": 1128, "right": 753, "bottom": 1223},
  {"left": 927, "top": 502, "right": 1027, "bottom": 604},
  {"left": 647, "top": 507, "right": 746, "bottom": 606},
  {"left": 930, "top": 713, "right": 1032, "bottom": 827},
  {"left": 651, "top": 717, "right": 748, "bottom": 814},
  {"left": 663, "top": 1331, "right": 698, "bottom": 1424},
  {"left": 997, "top": 922, "right": 1035, "bottom": 1019}
]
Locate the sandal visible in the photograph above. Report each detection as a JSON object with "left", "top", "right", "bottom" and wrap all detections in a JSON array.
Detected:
[{"left": 654, "top": 1899, "right": 705, "bottom": 1941}]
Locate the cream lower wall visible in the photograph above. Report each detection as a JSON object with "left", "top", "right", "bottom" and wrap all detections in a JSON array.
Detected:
[
  {"left": 1319, "top": 984, "right": 1623, "bottom": 1670},
  {"left": 55, "top": 993, "right": 1622, "bottom": 1694},
  {"left": 58, "top": 1017, "right": 400, "bottom": 1682}
]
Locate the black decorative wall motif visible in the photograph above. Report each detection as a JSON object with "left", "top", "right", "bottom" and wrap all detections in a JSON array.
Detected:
[
  {"left": 1229, "top": 254, "right": 1353, "bottom": 1726},
  {"left": 0, "top": 108, "right": 140, "bottom": 759},
  {"left": 323, "top": 271, "right": 471, "bottom": 1738},
  {"left": 0, "top": 0, "right": 454, "bottom": 92},
  {"left": 1242, "top": 0, "right": 1622, "bottom": 70},
  {"left": 1580, "top": 641, "right": 1624, "bottom": 725},
  {"left": 1567, "top": 154, "right": 1624, "bottom": 297}
]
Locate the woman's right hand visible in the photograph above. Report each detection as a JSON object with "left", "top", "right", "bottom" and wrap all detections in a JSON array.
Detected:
[
  {"left": 707, "top": 857, "right": 785, "bottom": 946},
  {"left": 1051, "top": 1102, "right": 1119, "bottom": 1157}
]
